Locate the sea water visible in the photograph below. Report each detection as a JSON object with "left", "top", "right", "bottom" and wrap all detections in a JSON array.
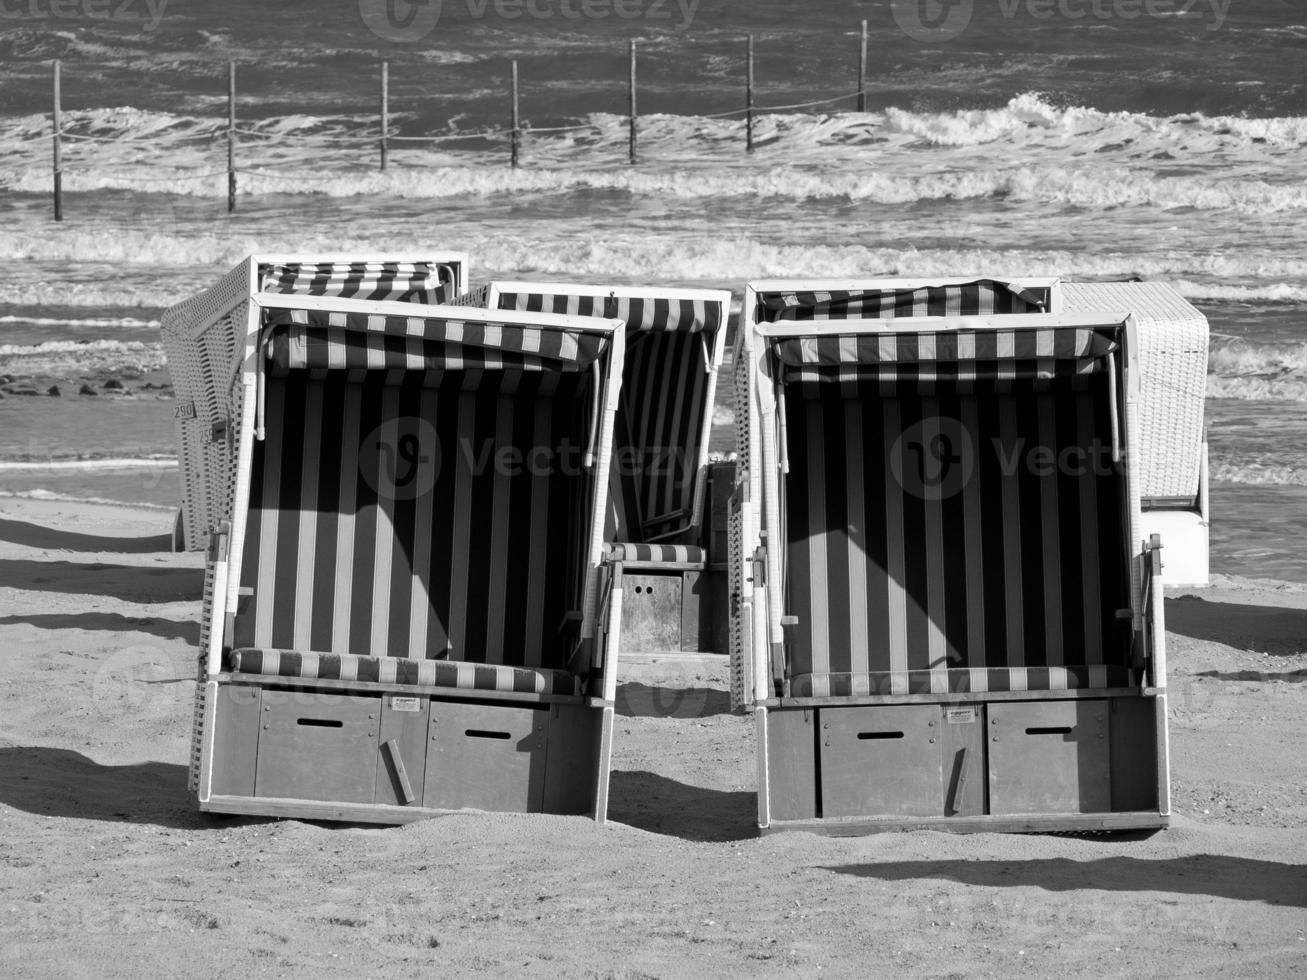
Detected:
[{"left": 0, "top": 0, "right": 1304, "bottom": 581}]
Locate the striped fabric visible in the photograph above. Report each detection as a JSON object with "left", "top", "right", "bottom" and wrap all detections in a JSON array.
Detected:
[
  {"left": 607, "top": 543, "right": 707, "bottom": 564},
  {"left": 774, "top": 328, "right": 1118, "bottom": 388},
  {"left": 228, "top": 648, "right": 580, "bottom": 696},
  {"left": 781, "top": 372, "right": 1131, "bottom": 698},
  {"left": 499, "top": 291, "right": 722, "bottom": 333},
  {"left": 264, "top": 309, "right": 606, "bottom": 373},
  {"left": 259, "top": 261, "right": 455, "bottom": 305},
  {"left": 790, "top": 666, "right": 1134, "bottom": 697},
  {"left": 760, "top": 280, "right": 1049, "bottom": 322},
  {"left": 231, "top": 370, "right": 592, "bottom": 679},
  {"left": 497, "top": 290, "right": 720, "bottom": 543}
]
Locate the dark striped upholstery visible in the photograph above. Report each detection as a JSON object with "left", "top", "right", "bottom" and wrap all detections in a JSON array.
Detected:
[
  {"left": 259, "top": 261, "right": 455, "bottom": 305},
  {"left": 760, "top": 280, "right": 1049, "bottom": 322},
  {"left": 230, "top": 369, "right": 593, "bottom": 682},
  {"left": 228, "top": 649, "right": 579, "bottom": 696},
  {"left": 497, "top": 290, "right": 720, "bottom": 543},
  {"left": 781, "top": 372, "right": 1132, "bottom": 697}
]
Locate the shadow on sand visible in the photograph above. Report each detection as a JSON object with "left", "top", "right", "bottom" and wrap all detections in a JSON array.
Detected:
[
  {"left": 0, "top": 558, "right": 203, "bottom": 603},
  {"left": 608, "top": 770, "right": 755, "bottom": 842},
  {"left": 0, "top": 747, "right": 213, "bottom": 829},
  {"left": 0, "top": 517, "right": 174, "bottom": 554},
  {"left": 0, "top": 611, "right": 199, "bottom": 644},
  {"left": 615, "top": 682, "right": 733, "bottom": 719},
  {"left": 826, "top": 855, "right": 1307, "bottom": 908},
  {"left": 1165, "top": 595, "right": 1307, "bottom": 657}
]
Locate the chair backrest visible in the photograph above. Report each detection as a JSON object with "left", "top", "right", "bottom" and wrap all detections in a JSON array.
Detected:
[
  {"left": 782, "top": 371, "right": 1130, "bottom": 688},
  {"left": 489, "top": 283, "right": 730, "bottom": 545},
  {"left": 230, "top": 302, "right": 620, "bottom": 672}
]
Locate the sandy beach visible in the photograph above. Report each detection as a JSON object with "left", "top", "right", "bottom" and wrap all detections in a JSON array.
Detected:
[{"left": 0, "top": 495, "right": 1303, "bottom": 977}]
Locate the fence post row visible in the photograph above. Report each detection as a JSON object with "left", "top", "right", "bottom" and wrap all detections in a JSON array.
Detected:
[
  {"left": 227, "top": 61, "right": 237, "bottom": 213},
  {"left": 52, "top": 59, "right": 62, "bottom": 221},
  {"left": 380, "top": 60, "right": 389, "bottom": 171},
  {"left": 46, "top": 25, "right": 880, "bottom": 206},
  {"left": 745, "top": 34, "right": 755, "bottom": 153},
  {"left": 629, "top": 39, "right": 638, "bottom": 166}
]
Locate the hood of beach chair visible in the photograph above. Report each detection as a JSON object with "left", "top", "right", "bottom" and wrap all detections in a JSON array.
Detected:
[{"left": 487, "top": 283, "right": 731, "bottom": 547}]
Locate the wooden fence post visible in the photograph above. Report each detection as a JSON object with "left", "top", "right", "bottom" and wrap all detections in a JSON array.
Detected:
[
  {"left": 380, "top": 60, "right": 389, "bottom": 171},
  {"left": 746, "top": 34, "right": 754, "bottom": 153},
  {"left": 511, "top": 60, "right": 521, "bottom": 169},
  {"left": 227, "top": 62, "right": 237, "bottom": 213},
  {"left": 858, "top": 20, "right": 868, "bottom": 112},
  {"left": 52, "top": 60, "right": 63, "bottom": 222},
  {"left": 628, "top": 39, "right": 637, "bottom": 165}
]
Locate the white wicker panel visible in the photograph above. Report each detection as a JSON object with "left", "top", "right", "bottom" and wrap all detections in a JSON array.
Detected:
[
  {"left": 728, "top": 333, "right": 757, "bottom": 710},
  {"left": 1060, "top": 281, "right": 1208, "bottom": 500},
  {"left": 160, "top": 261, "right": 252, "bottom": 550}
]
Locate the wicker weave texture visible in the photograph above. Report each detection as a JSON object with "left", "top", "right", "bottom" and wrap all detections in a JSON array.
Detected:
[
  {"left": 1060, "top": 281, "right": 1208, "bottom": 500},
  {"left": 160, "top": 261, "right": 252, "bottom": 550}
]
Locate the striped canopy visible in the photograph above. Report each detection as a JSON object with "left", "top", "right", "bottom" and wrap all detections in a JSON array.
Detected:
[
  {"left": 760, "top": 279, "right": 1049, "bottom": 322},
  {"left": 773, "top": 326, "right": 1118, "bottom": 384},
  {"left": 263, "top": 308, "right": 608, "bottom": 373},
  {"left": 499, "top": 291, "right": 723, "bottom": 334},
  {"left": 259, "top": 260, "right": 455, "bottom": 305}
]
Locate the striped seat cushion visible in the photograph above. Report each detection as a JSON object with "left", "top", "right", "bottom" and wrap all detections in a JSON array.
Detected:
[
  {"left": 790, "top": 666, "right": 1135, "bottom": 698},
  {"left": 781, "top": 372, "right": 1131, "bottom": 691},
  {"left": 228, "top": 648, "right": 580, "bottom": 696},
  {"left": 607, "top": 542, "right": 706, "bottom": 565},
  {"left": 760, "top": 280, "right": 1049, "bottom": 322},
  {"left": 259, "top": 261, "right": 455, "bottom": 304}
]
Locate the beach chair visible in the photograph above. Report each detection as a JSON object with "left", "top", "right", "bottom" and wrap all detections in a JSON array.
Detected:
[
  {"left": 732, "top": 277, "right": 1174, "bottom": 833},
  {"left": 162, "top": 253, "right": 468, "bottom": 553},
  {"left": 166, "top": 281, "right": 626, "bottom": 823},
  {"left": 485, "top": 282, "right": 733, "bottom": 655}
]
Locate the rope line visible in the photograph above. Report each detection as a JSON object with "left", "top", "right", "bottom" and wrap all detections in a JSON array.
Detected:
[
  {"left": 59, "top": 167, "right": 229, "bottom": 182},
  {"left": 754, "top": 92, "right": 861, "bottom": 113}
]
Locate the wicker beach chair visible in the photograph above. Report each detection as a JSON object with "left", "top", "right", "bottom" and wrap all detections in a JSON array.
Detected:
[
  {"left": 485, "top": 282, "right": 733, "bottom": 654},
  {"left": 731, "top": 277, "right": 1174, "bottom": 833},
  {"left": 167, "top": 279, "right": 626, "bottom": 823},
  {"left": 161, "top": 253, "right": 468, "bottom": 552}
]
